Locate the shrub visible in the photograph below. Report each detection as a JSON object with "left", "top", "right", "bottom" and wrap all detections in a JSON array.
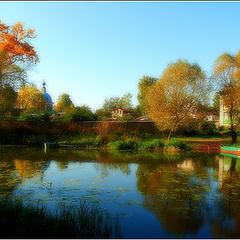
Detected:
[
  {"left": 218, "top": 126, "right": 225, "bottom": 131},
  {"left": 138, "top": 139, "right": 164, "bottom": 149},
  {"left": 164, "top": 145, "right": 181, "bottom": 153},
  {"left": 70, "top": 106, "right": 97, "bottom": 122},
  {"left": 177, "top": 125, "right": 201, "bottom": 137},
  {"left": 18, "top": 110, "right": 50, "bottom": 123},
  {"left": 200, "top": 121, "right": 216, "bottom": 135},
  {"left": 164, "top": 140, "right": 190, "bottom": 151},
  {"left": 109, "top": 139, "right": 138, "bottom": 150}
]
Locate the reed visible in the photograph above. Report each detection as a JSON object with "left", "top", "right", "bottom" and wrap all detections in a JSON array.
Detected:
[{"left": 0, "top": 197, "right": 121, "bottom": 239}]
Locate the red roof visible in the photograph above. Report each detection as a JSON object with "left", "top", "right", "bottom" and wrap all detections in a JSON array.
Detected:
[{"left": 111, "top": 107, "right": 129, "bottom": 113}]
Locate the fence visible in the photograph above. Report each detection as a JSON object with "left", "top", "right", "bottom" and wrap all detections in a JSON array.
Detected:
[{"left": 0, "top": 121, "right": 160, "bottom": 142}]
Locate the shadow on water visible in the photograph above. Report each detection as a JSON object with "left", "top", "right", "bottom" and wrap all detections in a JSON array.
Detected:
[{"left": 1, "top": 147, "right": 240, "bottom": 238}]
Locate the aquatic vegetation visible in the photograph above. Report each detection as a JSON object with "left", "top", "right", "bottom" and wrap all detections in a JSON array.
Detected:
[{"left": 0, "top": 197, "right": 121, "bottom": 238}]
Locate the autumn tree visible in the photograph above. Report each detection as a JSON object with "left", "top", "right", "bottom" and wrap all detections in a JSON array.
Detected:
[
  {"left": 16, "top": 85, "right": 46, "bottom": 111},
  {"left": 55, "top": 93, "right": 74, "bottom": 112},
  {"left": 214, "top": 51, "right": 240, "bottom": 142},
  {"left": 146, "top": 60, "right": 210, "bottom": 140},
  {"left": 0, "top": 20, "right": 38, "bottom": 88},
  {"left": 0, "top": 20, "right": 38, "bottom": 117},
  {"left": 137, "top": 76, "right": 158, "bottom": 115}
]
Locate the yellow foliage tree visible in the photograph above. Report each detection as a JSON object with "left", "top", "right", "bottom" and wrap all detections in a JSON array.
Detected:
[
  {"left": 16, "top": 85, "right": 46, "bottom": 111},
  {"left": 214, "top": 51, "right": 240, "bottom": 142},
  {"left": 146, "top": 60, "right": 210, "bottom": 140},
  {"left": 54, "top": 93, "right": 74, "bottom": 112}
]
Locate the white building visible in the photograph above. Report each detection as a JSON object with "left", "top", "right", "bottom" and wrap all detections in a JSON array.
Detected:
[{"left": 219, "top": 95, "right": 231, "bottom": 127}]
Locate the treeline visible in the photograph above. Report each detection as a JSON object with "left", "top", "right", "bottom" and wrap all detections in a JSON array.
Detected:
[{"left": 1, "top": 20, "right": 240, "bottom": 142}]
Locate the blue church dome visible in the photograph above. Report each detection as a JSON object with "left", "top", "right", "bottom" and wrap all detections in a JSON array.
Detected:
[
  {"left": 42, "top": 81, "right": 54, "bottom": 111},
  {"left": 44, "top": 92, "right": 53, "bottom": 103}
]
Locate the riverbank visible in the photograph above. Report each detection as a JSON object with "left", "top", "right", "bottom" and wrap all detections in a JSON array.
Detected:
[
  {"left": 57, "top": 138, "right": 191, "bottom": 152},
  {"left": 57, "top": 137, "right": 232, "bottom": 153},
  {"left": 0, "top": 137, "right": 233, "bottom": 153}
]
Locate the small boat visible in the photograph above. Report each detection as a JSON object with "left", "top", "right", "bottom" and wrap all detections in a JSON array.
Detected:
[
  {"left": 220, "top": 146, "right": 240, "bottom": 156},
  {"left": 44, "top": 142, "right": 59, "bottom": 150},
  {"left": 220, "top": 152, "right": 240, "bottom": 159}
]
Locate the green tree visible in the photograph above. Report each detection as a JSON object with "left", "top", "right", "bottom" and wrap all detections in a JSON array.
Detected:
[
  {"left": 0, "top": 84, "right": 17, "bottom": 118},
  {"left": 137, "top": 76, "right": 157, "bottom": 115},
  {"left": 55, "top": 93, "right": 74, "bottom": 112},
  {"left": 96, "top": 93, "right": 133, "bottom": 121},
  {"left": 18, "top": 109, "right": 50, "bottom": 122},
  {"left": 69, "top": 105, "right": 97, "bottom": 122},
  {"left": 102, "top": 93, "right": 133, "bottom": 112},
  {"left": 95, "top": 108, "right": 110, "bottom": 121},
  {"left": 57, "top": 105, "right": 97, "bottom": 122}
]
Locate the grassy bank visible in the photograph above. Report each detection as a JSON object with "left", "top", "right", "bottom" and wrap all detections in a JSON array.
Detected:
[
  {"left": 59, "top": 136, "right": 191, "bottom": 151},
  {"left": 0, "top": 198, "right": 120, "bottom": 239}
]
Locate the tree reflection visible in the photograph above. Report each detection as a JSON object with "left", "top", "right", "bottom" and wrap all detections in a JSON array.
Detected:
[
  {"left": 0, "top": 161, "right": 19, "bottom": 195},
  {"left": 2, "top": 147, "right": 240, "bottom": 238},
  {"left": 211, "top": 154, "right": 240, "bottom": 238},
  {"left": 14, "top": 159, "right": 49, "bottom": 179},
  {"left": 0, "top": 148, "right": 51, "bottom": 196},
  {"left": 136, "top": 153, "right": 216, "bottom": 237}
]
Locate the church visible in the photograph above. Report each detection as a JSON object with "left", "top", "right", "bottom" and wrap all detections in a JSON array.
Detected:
[{"left": 42, "top": 81, "right": 54, "bottom": 112}]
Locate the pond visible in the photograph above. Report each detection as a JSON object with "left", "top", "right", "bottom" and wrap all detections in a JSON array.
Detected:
[{"left": 0, "top": 147, "right": 240, "bottom": 238}]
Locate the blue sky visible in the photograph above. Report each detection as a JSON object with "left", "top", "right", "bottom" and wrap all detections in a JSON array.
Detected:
[{"left": 0, "top": 1, "right": 240, "bottom": 110}]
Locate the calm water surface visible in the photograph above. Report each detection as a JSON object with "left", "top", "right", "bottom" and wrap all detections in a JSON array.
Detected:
[{"left": 0, "top": 147, "right": 240, "bottom": 238}]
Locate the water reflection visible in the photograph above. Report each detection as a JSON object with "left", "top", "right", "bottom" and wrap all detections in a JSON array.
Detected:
[
  {"left": 212, "top": 154, "right": 240, "bottom": 238},
  {"left": 136, "top": 156, "right": 211, "bottom": 237},
  {"left": 0, "top": 147, "right": 240, "bottom": 238}
]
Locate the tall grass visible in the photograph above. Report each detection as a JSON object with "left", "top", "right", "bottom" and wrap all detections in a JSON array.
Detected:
[
  {"left": 59, "top": 136, "right": 104, "bottom": 148},
  {"left": 164, "top": 140, "right": 190, "bottom": 150},
  {"left": 60, "top": 137, "right": 190, "bottom": 152},
  {"left": 0, "top": 198, "right": 120, "bottom": 239},
  {"left": 109, "top": 139, "right": 138, "bottom": 150},
  {"left": 138, "top": 139, "right": 164, "bottom": 150}
]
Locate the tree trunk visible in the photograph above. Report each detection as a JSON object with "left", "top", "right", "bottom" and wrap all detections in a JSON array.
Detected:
[
  {"left": 230, "top": 109, "right": 237, "bottom": 143},
  {"left": 167, "top": 129, "right": 174, "bottom": 141},
  {"left": 231, "top": 127, "right": 237, "bottom": 143}
]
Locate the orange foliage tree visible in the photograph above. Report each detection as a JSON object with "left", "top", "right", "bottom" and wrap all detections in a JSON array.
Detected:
[
  {"left": 146, "top": 60, "right": 210, "bottom": 140},
  {"left": 214, "top": 51, "right": 240, "bottom": 142},
  {"left": 0, "top": 20, "right": 39, "bottom": 88},
  {"left": 16, "top": 85, "right": 46, "bottom": 111}
]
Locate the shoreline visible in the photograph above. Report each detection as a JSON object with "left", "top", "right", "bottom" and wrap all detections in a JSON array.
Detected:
[{"left": 0, "top": 140, "right": 228, "bottom": 153}]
